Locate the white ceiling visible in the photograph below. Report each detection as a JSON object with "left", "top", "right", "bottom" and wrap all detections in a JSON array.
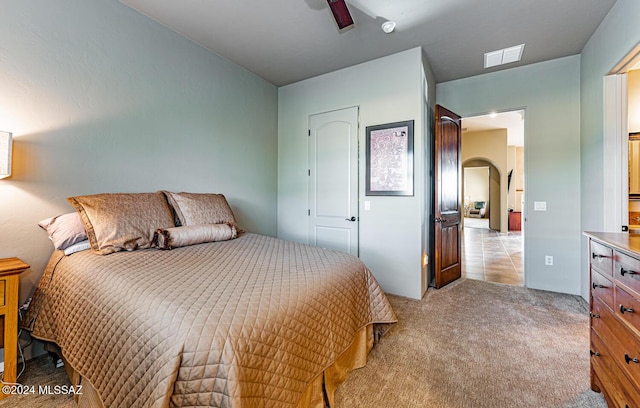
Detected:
[
  {"left": 120, "top": 0, "right": 616, "bottom": 87},
  {"left": 463, "top": 110, "right": 525, "bottom": 147}
]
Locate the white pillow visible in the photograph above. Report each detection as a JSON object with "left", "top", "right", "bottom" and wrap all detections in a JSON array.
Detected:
[
  {"left": 63, "top": 240, "right": 91, "bottom": 256},
  {"left": 38, "top": 212, "right": 88, "bottom": 250}
]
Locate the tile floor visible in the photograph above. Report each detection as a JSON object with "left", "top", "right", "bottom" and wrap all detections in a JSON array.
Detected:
[{"left": 462, "top": 217, "right": 524, "bottom": 285}]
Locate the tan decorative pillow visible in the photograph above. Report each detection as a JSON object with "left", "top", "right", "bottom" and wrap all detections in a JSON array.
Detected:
[
  {"left": 67, "top": 192, "right": 175, "bottom": 255},
  {"left": 154, "top": 223, "right": 237, "bottom": 250},
  {"left": 162, "top": 191, "right": 237, "bottom": 227}
]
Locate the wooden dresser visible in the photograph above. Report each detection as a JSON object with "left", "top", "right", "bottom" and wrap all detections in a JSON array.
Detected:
[
  {"left": 585, "top": 232, "right": 640, "bottom": 407},
  {"left": 0, "top": 258, "right": 28, "bottom": 399}
]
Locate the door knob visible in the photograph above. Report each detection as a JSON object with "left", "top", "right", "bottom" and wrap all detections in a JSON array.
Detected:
[{"left": 345, "top": 216, "right": 356, "bottom": 222}]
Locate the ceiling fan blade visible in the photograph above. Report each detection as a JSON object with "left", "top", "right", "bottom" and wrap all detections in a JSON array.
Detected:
[{"left": 327, "top": 0, "right": 354, "bottom": 29}]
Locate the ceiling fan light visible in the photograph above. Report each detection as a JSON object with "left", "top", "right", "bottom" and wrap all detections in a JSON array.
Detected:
[{"left": 381, "top": 21, "right": 396, "bottom": 34}]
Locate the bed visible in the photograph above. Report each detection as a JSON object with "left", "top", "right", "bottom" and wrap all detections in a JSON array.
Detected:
[{"left": 24, "top": 191, "right": 397, "bottom": 408}]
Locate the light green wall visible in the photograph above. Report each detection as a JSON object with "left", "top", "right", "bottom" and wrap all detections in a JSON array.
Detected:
[
  {"left": 580, "top": 0, "right": 640, "bottom": 299},
  {"left": 2, "top": 0, "right": 629, "bottom": 316},
  {"left": 278, "top": 48, "right": 431, "bottom": 299},
  {"left": 437, "top": 56, "right": 582, "bottom": 295},
  {"left": 0, "top": 0, "right": 278, "bottom": 304}
]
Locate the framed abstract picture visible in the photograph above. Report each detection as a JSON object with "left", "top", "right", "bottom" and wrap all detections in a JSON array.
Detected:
[{"left": 365, "top": 120, "right": 414, "bottom": 196}]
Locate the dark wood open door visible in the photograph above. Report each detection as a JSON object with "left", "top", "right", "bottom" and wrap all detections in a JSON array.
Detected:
[{"left": 434, "top": 105, "right": 462, "bottom": 288}]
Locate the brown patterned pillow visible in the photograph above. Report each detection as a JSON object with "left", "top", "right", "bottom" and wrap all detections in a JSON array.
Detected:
[
  {"left": 162, "top": 191, "right": 237, "bottom": 227},
  {"left": 67, "top": 192, "right": 175, "bottom": 255}
]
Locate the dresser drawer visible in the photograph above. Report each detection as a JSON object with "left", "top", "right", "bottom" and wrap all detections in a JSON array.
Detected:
[
  {"left": 591, "top": 240, "right": 614, "bottom": 276},
  {"left": 591, "top": 329, "right": 640, "bottom": 408},
  {"left": 616, "top": 286, "right": 640, "bottom": 334},
  {"left": 616, "top": 251, "right": 640, "bottom": 296},
  {"left": 591, "top": 297, "right": 640, "bottom": 392},
  {"left": 592, "top": 271, "right": 614, "bottom": 310},
  {"left": 591, "top": 296, "right": 616, "bottom": 339}
]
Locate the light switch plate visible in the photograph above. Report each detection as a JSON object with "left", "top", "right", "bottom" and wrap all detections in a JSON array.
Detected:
[
  {"left": 364, "top": 201, "right": 371, "bottom": 211},
  {"left": 534, "top": 201, "right": 547, "bottom": 211}
]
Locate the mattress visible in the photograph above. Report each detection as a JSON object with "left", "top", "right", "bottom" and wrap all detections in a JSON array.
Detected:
[{"left": 23, "top": 233, "right": 397, "bottom": 407}]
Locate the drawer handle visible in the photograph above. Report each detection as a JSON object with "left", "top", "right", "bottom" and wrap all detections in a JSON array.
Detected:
[
  {"left": 592, "top": 282, "right": 605, "bottom": 290},
  {"left": 620, "top": 267, "right": 638, "bottom": 277},
  {"left": 625, "top": 354, "right": 639, "bottom": 364},
  {"left": 589, "top": 312, "right": 600, "bottom": 319},
  {"left": 620, "top": 304, "right": 634, "bottom": 314},
  {"left": 590, "top": 350, "right": 600, "bottom": 357},
  {"left": 592, "top": 253, "right": 608, "bottom": 259}
]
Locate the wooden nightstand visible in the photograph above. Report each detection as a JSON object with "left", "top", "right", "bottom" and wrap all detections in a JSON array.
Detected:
[{"left": 0, "top": 258, "right": 28, "bottom": 397}]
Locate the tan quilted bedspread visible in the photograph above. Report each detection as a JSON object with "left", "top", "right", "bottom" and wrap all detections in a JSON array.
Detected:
[{"left": 23, "top": 233, "right": 397, "bottom": 407}]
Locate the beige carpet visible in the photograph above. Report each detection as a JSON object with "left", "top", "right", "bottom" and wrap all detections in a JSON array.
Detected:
[
  {"left": 0, "top": 279, "right": 607, "bottom": 407},
  {"left": 336, "top": 279, "right": 607, "bottom": 407}
]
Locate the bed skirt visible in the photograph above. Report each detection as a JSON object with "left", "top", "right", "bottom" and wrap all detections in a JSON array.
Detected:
[{"left": 52, "top": 324, "right": 375, "bottom": 408}]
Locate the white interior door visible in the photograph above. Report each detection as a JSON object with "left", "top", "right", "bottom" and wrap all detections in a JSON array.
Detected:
[{"left": 309, "top": 107, "right": 359, "bottom": 255}]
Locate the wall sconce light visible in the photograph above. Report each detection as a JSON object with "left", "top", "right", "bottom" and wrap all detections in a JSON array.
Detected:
[{"left": 0, "top": 131, "right": 12, "bottom": 179}]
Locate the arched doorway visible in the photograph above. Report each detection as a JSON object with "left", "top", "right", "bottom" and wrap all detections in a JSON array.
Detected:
[{"left": 463, "top": 159, "right": 501, "bottom": 231}]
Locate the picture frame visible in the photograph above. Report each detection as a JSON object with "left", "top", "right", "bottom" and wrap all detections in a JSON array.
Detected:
[{"left": 365, "top": 120, "right": 414, "bottom": 196}]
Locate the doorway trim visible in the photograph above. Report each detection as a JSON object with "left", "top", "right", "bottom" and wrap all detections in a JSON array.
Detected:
[
  {"left": 461, "top": 109, "right": 526, "bottom": 232},
  {"left": 461, "top": 108, "right": 528, "bottom": 285},
  {"left": 603, "top": 42, "right": 640, "bottom": 232},
  {"left": 603, "top": 74, "right": 628, "bottom": 231}
]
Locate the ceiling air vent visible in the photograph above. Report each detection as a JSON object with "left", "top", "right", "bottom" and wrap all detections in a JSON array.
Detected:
[{"left": 484, "top": 44, "right": 525, "bottom": 68}]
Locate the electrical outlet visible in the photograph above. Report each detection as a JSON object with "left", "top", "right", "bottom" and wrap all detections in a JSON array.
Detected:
[{"left": 545, "top": 255, "right": 553, "bottom": 266}]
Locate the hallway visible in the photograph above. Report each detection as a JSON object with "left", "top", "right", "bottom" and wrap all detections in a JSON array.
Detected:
[{"left": 461, "top": 219, "right": 524, "bottom": 285}]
